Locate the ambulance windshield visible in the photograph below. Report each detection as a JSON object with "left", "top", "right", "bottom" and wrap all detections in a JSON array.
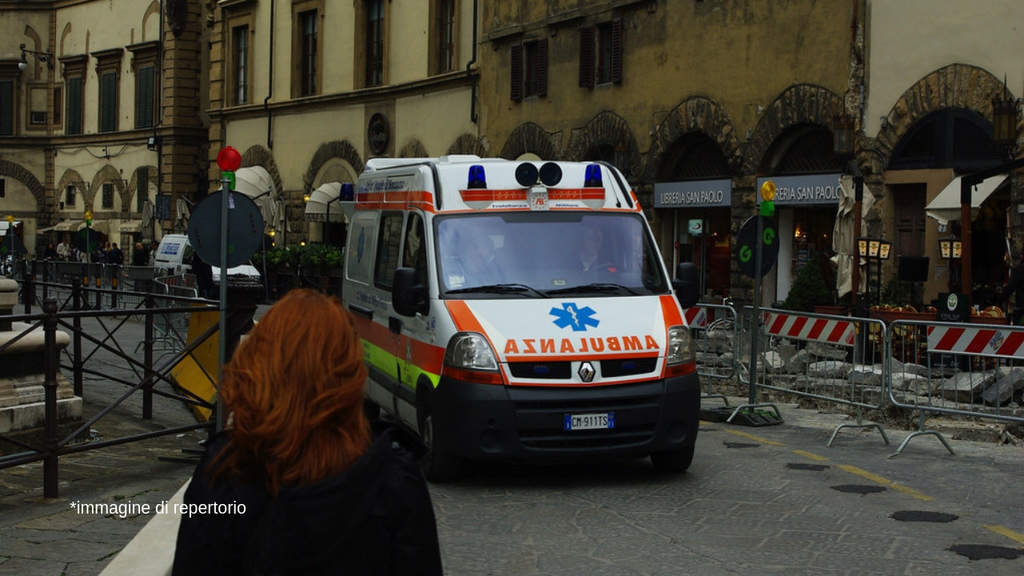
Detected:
[{"left": 436, "top": 213, "right": 669, "bottom": 297}]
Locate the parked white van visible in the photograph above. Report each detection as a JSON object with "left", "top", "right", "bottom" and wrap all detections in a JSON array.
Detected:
[
  {"left": 153, "top": 234, "right": 262, "bottom": 286},
  {"left": 341, "top": 156, "right": 700, "bottom": 481}
]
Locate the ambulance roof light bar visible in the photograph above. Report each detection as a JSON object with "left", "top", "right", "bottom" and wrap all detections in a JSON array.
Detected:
[
  {"left": 339, "top": 182, "right": 354, "bottom": 201},
  {"left": 584, "top": 164, "right": 603, "bottom": 188},
  {"left": 467, "top": 165, "right": 487, "bottom": 189}
]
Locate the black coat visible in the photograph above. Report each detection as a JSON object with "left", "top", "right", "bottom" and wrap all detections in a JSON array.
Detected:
[{"left": 172, "top": 425, "right": 443, "bottom": 576}]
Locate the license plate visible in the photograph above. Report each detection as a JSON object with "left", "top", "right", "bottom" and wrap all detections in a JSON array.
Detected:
[{"left": 564, "top": 412, "right": 615, "bottom": 431}]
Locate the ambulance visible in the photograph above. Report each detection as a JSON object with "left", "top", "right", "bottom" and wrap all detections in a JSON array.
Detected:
[{"left": 341, "top": 156, "right": 700, "bottom": 481}]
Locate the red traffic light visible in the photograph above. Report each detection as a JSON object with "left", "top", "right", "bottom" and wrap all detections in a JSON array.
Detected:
[{"left": 216, "top": 146, "right": 242, "bottom": 172}]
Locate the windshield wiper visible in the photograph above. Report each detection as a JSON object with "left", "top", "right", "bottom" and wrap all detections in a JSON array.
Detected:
[
  {"left": 446, "top": 283, "right": 549, "bottom": 298},
  {"left": 545, "top": 283, "right": 641, "bottom": 296}
]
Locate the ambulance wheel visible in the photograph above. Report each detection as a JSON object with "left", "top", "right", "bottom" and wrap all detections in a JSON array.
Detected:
[
  {"left": 419, "top": 412, "right": 461, "bottom": 482},
  {"left": 650, "top": 443, "right": 695, "bottom": 473}
]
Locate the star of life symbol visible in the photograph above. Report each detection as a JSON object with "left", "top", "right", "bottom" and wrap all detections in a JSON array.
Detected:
[{"left": 550, "top": 302, "right": 599, "bottom": 332}]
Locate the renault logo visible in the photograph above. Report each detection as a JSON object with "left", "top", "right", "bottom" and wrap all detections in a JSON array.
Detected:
[{"left": 578, "top": 361, "right": 596, "bottom": 383}]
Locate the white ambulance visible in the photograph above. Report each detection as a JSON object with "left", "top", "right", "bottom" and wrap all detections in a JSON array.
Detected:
[{"left": 341, "top": 156, "right": 700, "bottom": 481}]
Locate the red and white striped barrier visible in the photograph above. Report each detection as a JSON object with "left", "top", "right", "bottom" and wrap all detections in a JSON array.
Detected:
[
  {"left": 684, "top": 307, "right": 707, "bottom": 329},
  {"left": 926, "top": 325, "right": 1024, "bottom": 359},
  {"left": 762, "top": 311, "right": 856, "bottom": 347}
]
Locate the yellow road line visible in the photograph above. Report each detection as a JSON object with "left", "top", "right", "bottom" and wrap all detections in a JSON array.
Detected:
[
  {"left": 837, "top": 464, "right": 933, "bottom": 501},
  {"left": 791, "top": 449, "right": 829, "bottom": 462},
  {"left": 723, "top": 428, "right": 784, "bottom": 447},
  {"left": 985, "top": 524, "right": 1024, "bottom": 546}
]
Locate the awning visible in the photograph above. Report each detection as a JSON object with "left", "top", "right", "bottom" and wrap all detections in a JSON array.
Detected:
[
  {"left": 78, "top": 220, "right": 110, "bottom": 235},
  {"left": 304, "top": 182, "right": 348, "bottom": 223},
  {"left": 53, "top": 220, "right": 82, "bottom": 232},
  {"left": 925, "top": 174, "right": 1009, "bottom": 226},
  {"left": 234, "top": 166, "right": 279, "bottom": 233}
]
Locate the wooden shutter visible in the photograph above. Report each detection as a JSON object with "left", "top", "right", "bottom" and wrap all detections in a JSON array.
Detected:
[
  {"left": 536, "top": 38, "right": 548, "bottom": 97},
  {"left": 510, "top": 44, "right": 523, "bottom": 102},
  {"left": 579, "top": 27, "right": 595, "bottom": 89},
  {"left": 611, "top": 19, "right": 624, "bottom": 84}
]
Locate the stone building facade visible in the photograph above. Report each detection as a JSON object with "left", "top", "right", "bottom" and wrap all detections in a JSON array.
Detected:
[
  {"left": 206, "top": 0, "right": 481, "bottom": 245},
  {"left": 478, "top": 0, "right": 860, "bottom": 304},
  {"left": 0, "top": 0, "right": 209, "bottom": 259}
]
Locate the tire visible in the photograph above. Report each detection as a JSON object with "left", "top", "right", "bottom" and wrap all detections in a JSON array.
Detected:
[
  {"left": 650, "top": 443, "right": 695, "bottom": 473},
  {"left": 418, "top": 411, "right": 461, "bottom": 483}
]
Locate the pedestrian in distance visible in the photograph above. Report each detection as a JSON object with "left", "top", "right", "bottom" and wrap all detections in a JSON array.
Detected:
[
  {"left": 191, "top": 251, "right": 215, "bottom": 299},
  {"left": 44, "top": 242, "right": 57, "bottom": 260},
  {"left": 110, "top": 242, "right": 124, "bottom": 265},
  {"left": 172, "top": 289, "right": 442, "bottom": 576},
  {"left": 1002, "top": 250, "right": 1024, "bottom": 325},
  {"left": 132, "top": 242, "right": 148, "bottom": 266},
  {"left": 56, "top": 238, "right": 69, "bottom": 260}
]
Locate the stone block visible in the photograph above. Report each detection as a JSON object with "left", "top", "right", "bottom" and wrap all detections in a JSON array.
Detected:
[
  {"left": 938, "top": 371, "right": 996, "bottom": 403},
  {"left": 849, "top": 364, "right": 883, "bottom": 387},
  {"left": 807, "top": 360, "right": 851, "bottom": 379},
  {"left": 806, "top": 342, "right": 848, "bottom": 360},
  {"left": 983, "top": 366, "right": 1024, "bottom": 406}
]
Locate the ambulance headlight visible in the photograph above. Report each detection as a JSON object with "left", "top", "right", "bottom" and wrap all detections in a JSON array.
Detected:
[
  {"left": 445, "top": 332, "right": 499, "bottom": 371},
  {"left": 666, "top": 326, "right": 694, "bottom": 365}
]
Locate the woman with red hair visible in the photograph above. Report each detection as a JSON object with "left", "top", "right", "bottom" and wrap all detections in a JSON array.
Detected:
[{"left": 172, "top": 289, "right": 442, "bottom": 575}]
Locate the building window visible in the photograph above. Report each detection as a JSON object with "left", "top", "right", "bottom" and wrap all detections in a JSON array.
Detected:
[
  {"left": 65, "top": 186, "right": 76, "bottom": 207},
  {"left": 232, "top": 25, "right": 250, "bottom": 104},
  {"left": 299, "top": 10, "right": 317, "bottom": 96},
  {"left": 0, "top": 79, "right": 12, "bottom": 136},
  {"left": 29, "top": 86, "right": 48, "bottom": 127},
  {"left": 136, "top": 168, "right": 148, "bottom": 212},
  {"left": 65, "top": 77, "right": 83, "bottom": 135},
  {"left": 510, "top": 39, "right": 547, "bottom": 102},
  {"left": 0, "top": 179, "right": 5, "bottom": 198},
  {"left": 135, "top": 65, "right": 155, "bottom": 129},
  {"left": 99, "top": 72, "right": 117, "bottom": 132},
  {"left": 102, "top": 183, "right": 114, "bottom": 209},
  {"left": 365, "top": 0, "right": 385, "bottom": 87},
  {"left": 94, "top": 48, "right": 123, "bottom": 134},
  {"left": 374, "top": 212, "right": 403, "bottom": 289},
  {"left": 580, "top": 20, "right": 623, "bottom": 89},
  {"left": 430, "top": 0, "right": 457, "bottom": 75}
]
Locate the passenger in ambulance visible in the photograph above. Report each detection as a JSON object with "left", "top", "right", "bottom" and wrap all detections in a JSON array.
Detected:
[
  {"left": 460, "top": 227, "right": 503, "bottom": 286},
  {"left": 576, "top": 225, "right": 615, "bottom": 278}
]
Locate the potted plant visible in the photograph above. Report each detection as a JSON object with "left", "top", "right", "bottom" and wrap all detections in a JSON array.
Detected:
[{"left": 782, "top": 258, "right": 833, "bottom": 313}]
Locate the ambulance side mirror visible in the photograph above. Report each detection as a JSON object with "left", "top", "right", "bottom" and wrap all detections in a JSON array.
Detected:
[
  {"left": 673, "top": 262, "right": 699, "bottom": 309},
  {"left": 392, "top": 267, "right": 428, "bottom": 317}
]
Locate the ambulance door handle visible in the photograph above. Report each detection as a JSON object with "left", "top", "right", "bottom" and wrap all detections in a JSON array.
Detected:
[
  {"left": 389, "top": 317, "right": 403, "bottom": 334},
  {"left": 349, "top": 305, "right": 373, "bottom": 320}
]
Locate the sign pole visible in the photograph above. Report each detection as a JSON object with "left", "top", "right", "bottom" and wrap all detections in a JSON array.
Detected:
[
  {"left": 214, "top": 146, "right": 241, "bottom": 436},
  {"left": 749, "top": 214, "right": 762, "bottom": 405}
]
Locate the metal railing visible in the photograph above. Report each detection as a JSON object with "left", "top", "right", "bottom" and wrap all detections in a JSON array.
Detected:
[{"left": 1, "top": 275, "right": 219, "bottom": 498}]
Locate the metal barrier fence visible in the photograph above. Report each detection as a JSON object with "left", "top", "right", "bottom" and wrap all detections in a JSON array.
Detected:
[
  {"left": 150, "top": 274, "right": 201, "bottom": 355},
  {"left": 745, "top": 307, "right": 891, "bottom": 445},
  {"left": 11, "top": 259, "right": 160, "bottom": 312},
  {"left": 886, "top": 318, "right": 1024, "bottom": 456},
  {"left": 687, "top": 302, "right": 740, "bottom": 406}
]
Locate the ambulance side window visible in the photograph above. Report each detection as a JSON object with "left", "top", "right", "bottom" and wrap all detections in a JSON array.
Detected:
[
  {"left": 374, "top": 212, "right": 404, "bottom": 289},
  {"left": 345, "top": 211, "right": 376, "bottom": 284},
  {"left": 403, "top": 212, "right": 427, "bottom": 287}
]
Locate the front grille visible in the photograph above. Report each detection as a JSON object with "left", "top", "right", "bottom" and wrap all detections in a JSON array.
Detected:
[
  {"left": 600, "top": 357, "right": 657, "bottom": 377},
  {"left": 510, "top": 383, "right": 662, "bottom": 452},
  {"left": 508, "top": 361, "right": 571, "bottom": 379}
]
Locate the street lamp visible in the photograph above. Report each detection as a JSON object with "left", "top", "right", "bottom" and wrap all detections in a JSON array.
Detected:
[{"left": 18, "top": 43, "right": 54, "bottom": 72}]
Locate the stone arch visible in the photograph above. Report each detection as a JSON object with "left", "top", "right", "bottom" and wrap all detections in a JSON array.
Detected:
[
  {"left": 446, "top": 133, "right": 487, "bottom": 156},
  {"left": 57, "top": 168, "right": 88, "bottom": 204},
  {"left": 22, "top": 25, "right": 44, "bottom": 78},
  {"left": 89, "top": 165, "right": 128, "bottom": 211},
  {"left": 129, "top": 165, "right": 158, "bottom": 210},
  {"left": 142, "top": 1, "right": 160, "bottom": 42},
  {"left": 499, "top": 122, "right": 559, "bottom": 160},
  {"left": 241, "top": 144, "right": 285, "bottom": 196},
  {"left": 302, "top": 140, "right": 362, "bottom": 191},
  {"left": 60, "top": 23, "right": 72, "bottom": 57},
  {"left": 876, "top": 63, "right": 1019, "bottom": 164},
  {"left": 743, "top": 84, "right": 844, "bottom": 174},
  {"left": 645, "top": 96, "right": 742, "bottom": 181},
  {"left": 399, "top": 138, "right": 429, "bottom": 158},
  {"left": 563, "top": 111, "right": 642, "bottom": 179},
  {"left": 0, "top": 160, "right": 47, "bottom": 211}
]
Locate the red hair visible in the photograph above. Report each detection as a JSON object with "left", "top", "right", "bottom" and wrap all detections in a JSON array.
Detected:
[{"left": 212, "top": 289, "right": 370, "bottom": 494}]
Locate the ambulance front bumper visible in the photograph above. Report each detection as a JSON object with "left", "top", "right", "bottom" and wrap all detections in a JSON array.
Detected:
[{"left": 431, "top": 373, "right": 700, "bottom": 461}]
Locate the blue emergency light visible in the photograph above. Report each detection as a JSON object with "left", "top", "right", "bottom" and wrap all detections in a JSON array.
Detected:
[
  {"left": 468, "top": 165, "right": 487, "bottom": 189},
  {"left": 584, "top": 164, "right": 603, "bottom": 188},
  {"left": 339, "top": 182, "right": 354, "bottom": 201}
]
